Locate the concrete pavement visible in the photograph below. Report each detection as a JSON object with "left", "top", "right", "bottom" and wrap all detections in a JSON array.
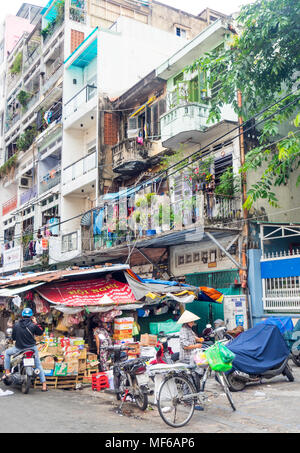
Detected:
[{"left": 1, "top": 361, "right": 300, "bottom": 433}]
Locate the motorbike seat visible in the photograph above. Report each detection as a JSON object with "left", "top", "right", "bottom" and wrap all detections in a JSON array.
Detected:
[{"left": 11, "top": 348, "right": 35, "bottom": 360}]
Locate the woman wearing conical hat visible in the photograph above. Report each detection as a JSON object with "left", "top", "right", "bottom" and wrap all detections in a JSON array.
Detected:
[{"left": 177, "top": 310, "right": 204, "bottom": 363}]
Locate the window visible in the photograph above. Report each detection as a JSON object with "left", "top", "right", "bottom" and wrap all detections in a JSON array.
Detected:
[
  {"left": 175, "top": 27, "right": 186, "bottom": 38},
  {"left": 62, "top": 232, "right": 78, "bottom": 253},
  {"left": 150, "top": 98, "right": 166, "bottom": 139},
  {"left": 214, "top": 154, "right": 233, "bottom": 186}
]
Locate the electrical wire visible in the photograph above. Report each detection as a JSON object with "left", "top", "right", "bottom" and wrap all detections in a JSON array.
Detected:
[{"left": 1, "top": 90, "right": 299, "bottom": 243}]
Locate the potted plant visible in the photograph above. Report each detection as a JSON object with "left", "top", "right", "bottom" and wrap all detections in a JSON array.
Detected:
[{"left": 17, "top": 90, "right": 32, "bottom": 110}]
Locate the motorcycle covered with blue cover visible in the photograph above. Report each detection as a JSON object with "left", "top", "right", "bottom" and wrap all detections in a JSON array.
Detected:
[{"left": 226, "top": 324, "right": 294, "bottom": 391}]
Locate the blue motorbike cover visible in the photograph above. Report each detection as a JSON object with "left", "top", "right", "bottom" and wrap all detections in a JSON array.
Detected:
[{"left": 226, "top": 324, "right": 290, "bottom": 374}]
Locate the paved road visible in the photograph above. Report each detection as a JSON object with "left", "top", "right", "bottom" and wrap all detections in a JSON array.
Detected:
[{"left": 1, "top": 362, "right": 300, "bottom": 433}]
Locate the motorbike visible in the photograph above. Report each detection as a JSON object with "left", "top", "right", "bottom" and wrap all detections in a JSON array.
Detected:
[
  {"left": 226, "top": 323, "right": 294, "bottom": 392},
  {"left": 1, "top": 329, "right": 40, "bottom": 394},
  {"left": 151, "top": 332, "right": 179, "bottom": 364},
  {"left": 201, "top": 321, "right": 236, "bottom": 348},
  {"left": 105, "top": 344, "right": 153, "bottom": 412},
  {"left": 289, "top": 330, "right": 300, "bottom": 366}
]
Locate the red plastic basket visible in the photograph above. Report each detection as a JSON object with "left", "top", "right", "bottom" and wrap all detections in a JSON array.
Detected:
[{"left": 91, "top": 372, "right": 110, "bottom": 391}]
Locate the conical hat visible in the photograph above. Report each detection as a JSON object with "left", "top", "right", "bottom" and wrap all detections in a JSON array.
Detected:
[{"left": 177, "top": 310, "right": 200, "bottom": 324}]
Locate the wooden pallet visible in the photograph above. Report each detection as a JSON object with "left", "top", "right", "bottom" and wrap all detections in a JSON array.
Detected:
[
  {"left": 82, "top": 368, "right": 99, "bottom": 383},
  {"left": 34, "top": 373, "right": 85, "bottom": 390}
]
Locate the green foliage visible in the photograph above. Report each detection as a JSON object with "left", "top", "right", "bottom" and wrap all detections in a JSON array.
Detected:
[
  {"left": 17, "top": 90, "right": 31, "bottom": 108},
  {"left": 41, "top": 0, "right": 65, "bottom": 39},
  {"left": 186, "top": 0, "right": 300, "bottom": 209},
  {"left": 0, "top": 153, "right": 18, "bottom": 179},
  {"left": 10, "top": 52, "right": 23, "bottom": 75},
  {"left": 214, "top": 166, "right": 241, "bottom": 196},
  {"left": 16, "top": 125, "right": 37, "bottom": 152}
]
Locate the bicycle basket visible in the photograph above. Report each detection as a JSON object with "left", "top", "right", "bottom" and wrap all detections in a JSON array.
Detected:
[{"left": 204, "top": 342, "right": 235, "bottom": 372}]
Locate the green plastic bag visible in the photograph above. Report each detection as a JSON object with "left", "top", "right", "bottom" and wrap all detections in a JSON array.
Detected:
[
  {"left": 218, "top": 342, "right": 236, "bottom": 364},
  {"left": 204, "top": 342, "right": 234, "bottom": 372}
]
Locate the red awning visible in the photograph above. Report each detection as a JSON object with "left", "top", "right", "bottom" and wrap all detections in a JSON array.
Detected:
[{"left": 37, "top": 278, "right": 137, "bottom": 307}]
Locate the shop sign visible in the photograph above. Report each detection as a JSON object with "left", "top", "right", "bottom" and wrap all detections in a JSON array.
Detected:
[
  {"left": 37, "top": 278, "right": 137, "bottom": 306},
  {"left": 3, "top": 246, "right": 22, "bottom": 272}
]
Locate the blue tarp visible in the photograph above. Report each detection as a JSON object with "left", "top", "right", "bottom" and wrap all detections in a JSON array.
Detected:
[
  {"left": 227, "top": 324, "right": 289, "bottom": 374},
  {"left": 255, "top": 317, "right": 294, "bottom": 334}
]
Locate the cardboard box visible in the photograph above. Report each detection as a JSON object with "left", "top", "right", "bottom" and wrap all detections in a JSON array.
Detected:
[
  {"left": 87, "top": 353, "right": 98, "bottom": 362},
  {"left": 67, "top": 360, "right": 79, "bottom": 376},
  {"left": 54, "top": 362, "right": 68, "bottom": 376},
  {"left": 114, "top": 317, "right": 134, "bottom": 331},
  {"left": 78, "top": 348, "right": 87, "bottom": 360},
  {"left": 41, "top": 356, "right": 55, "bottom": 370},
  {"left": 78, "top": 359, "right": 87, "bottom": 373},
  {"left": 140, "top": 334, "right": 157, "bottom": 346},
  {"left": 127, "top": 342, "right": 140, "bottom": 356}
]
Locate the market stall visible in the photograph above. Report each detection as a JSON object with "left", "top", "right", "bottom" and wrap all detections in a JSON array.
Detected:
[{"left": 0, "top": 264, "right": 223, "bottom": 390}]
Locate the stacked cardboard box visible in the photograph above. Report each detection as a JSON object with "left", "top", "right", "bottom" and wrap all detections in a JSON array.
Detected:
[
  {"left": 113, "top": 317, "right": 134, "bottom": 341},
  {"left": 140, "top": 334, "right": 158, "bottom": 346}
]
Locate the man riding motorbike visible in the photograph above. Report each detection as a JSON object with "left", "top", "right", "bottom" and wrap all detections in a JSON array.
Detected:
[{"left": 4, "top": 308, "right": 47, "bottom": 392}]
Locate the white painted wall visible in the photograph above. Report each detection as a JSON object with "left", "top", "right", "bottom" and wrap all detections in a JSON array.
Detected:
[{"left": 98, "top": 17, "right": 188, "bottom": 98}]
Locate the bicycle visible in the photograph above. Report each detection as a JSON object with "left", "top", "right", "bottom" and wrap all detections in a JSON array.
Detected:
[{"left": 156, "top": 359, "right": 236, "bottom": 428}]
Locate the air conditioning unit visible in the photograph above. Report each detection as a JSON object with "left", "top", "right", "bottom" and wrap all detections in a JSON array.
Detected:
[{"left": 19, "top": 176, "right": 32, "bottom": 189}]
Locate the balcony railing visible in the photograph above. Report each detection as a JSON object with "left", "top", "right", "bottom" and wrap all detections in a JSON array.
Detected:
[
  {"left": 2, "top": 195, "right": 17, "bottom": 216},
  {"left": 204, "top": 194, "right": 241, "bottom": 222},
  {"left": 42, "top": 65, "right": 63, "bottom": 95},
  {"left": 5, "top": 113, "right": 21, "bottom": 133},
  {"left": 82, "top": 191, "right": 241, "bottom": 252},
  {"left": 42, "top": 19, "right": 64, "bottom": 45},
  {"left": 40, "top": 166, "right": 61, "bottom": 193},
  {"left": 160, "top": 102, "right": 209, "bottom": 147},
  {"left": 20, "top": 185, "right": 38, "bottom": 206},
  {"left": 261, "top": 250, "right": 300, "bottom": 312},
  {"left": 112, "top": 138, "right": 152, "bottom": 174},
  {"left": 64, "top": 84, "right": 97, "bottom": 119},
  {"left": 63, "top": 151, "right": 96, "bottom": 185},
  {"left": 69, "top": 6, "right": 87, "bottom": 24}
]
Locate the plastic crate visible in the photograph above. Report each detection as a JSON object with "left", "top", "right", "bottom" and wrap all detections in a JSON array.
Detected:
[{"left": 92, "top": 372, "right": 110, "bottom": 391}]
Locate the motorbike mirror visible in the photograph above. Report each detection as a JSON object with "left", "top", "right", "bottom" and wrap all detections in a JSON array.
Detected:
[{"left": 6, "top": 328, "right": 12, "bottom": 338}]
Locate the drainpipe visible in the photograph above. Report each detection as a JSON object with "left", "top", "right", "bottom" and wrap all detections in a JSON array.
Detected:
[{"left": 238, "top": 89, "right": 251, "bottom": 326}]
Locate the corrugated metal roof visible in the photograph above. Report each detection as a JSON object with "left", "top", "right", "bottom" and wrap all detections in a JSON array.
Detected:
[{"left": 0, "top": 264, "right": 130, "bottom": 289}]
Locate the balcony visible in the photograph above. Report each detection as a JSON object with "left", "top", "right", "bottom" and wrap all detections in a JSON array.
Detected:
[
  {"left": 40, "top": 166, "right": 61, "bottom": 194},
  {"left": 69, "top": 6, "right": 87, "bottom": 24},
  {"left": 83, "top": 191, "right": 241, "bottom": 253},
  {"left": 112, "top": 138, "right": 153, "bottom": 174},
  {"left": 20, "top": 184, "right": 38, "bottom": 206},
  {"left": 160, "top": 103, "right": 209, "bottom": 149},
  {"left": 64, "top": 84, "right": 97, "bottom": 121},
  {"left": 42, "top": 65, "right": 63, "bottom": 95},
  {"left": 204, "top": 194, "right": 241, "bottom": 223},
  {"left": 2, "top": 195, "right": 17, "bottom": 216},
  {"left": 42, "top": 19, "right": 64, "bottom": 46},
  {"left": 62, "top": 151, "right": 97, "bottom": 196}
]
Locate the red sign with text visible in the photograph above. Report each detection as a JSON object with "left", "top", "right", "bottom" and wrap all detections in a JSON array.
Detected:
[{"left": 37, "top": 278, "right": 137, "bottom": 306}]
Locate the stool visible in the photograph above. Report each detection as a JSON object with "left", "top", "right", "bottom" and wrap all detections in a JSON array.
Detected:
[{"left": 92, "top": 372, "right": 110, "bottom": 391}]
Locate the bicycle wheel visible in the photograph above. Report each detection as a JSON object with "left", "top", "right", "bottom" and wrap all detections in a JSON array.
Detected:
[
  {"left": 217, "top": 372, "right": 236, "bottom": 411},
  {"left": 157, "top": 374, "right": 196, "bottom": 428}
]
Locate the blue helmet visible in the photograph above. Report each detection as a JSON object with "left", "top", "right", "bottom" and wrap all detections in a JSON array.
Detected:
[{"left": 22, "top": 308, "right": 33, "bottom": 318}]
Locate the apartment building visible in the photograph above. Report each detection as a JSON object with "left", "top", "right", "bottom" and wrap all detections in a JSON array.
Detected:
[
  {"left": 47, "top": 18, "right": 246, "bottom": 293},
  {"left": 0, "top": 0, "right": 223, "bottom": 275}
]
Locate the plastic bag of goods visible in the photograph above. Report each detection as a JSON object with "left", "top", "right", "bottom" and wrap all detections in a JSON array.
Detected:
[
  {"left": 205, "top": 342, "right": 235, "bottom": 372},
  {"left": 193, "top": 350, "right": 208, "bottom": 367}
]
